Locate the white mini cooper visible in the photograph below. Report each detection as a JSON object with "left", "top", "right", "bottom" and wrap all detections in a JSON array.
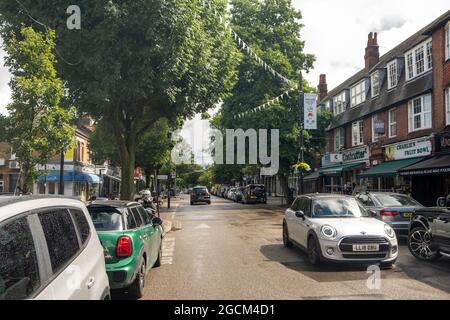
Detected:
[{"left": 283, "top": 194, "right": 398, "bottom": 268}]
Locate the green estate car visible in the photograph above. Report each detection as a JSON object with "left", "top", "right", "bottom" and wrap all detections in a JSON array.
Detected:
[{"left": 87, "top": 200, "right": 163, "bottom": 298}]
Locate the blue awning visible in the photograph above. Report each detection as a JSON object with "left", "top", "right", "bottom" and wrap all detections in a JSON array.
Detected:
[{"left": 38, "top": 171, "right": 99, "bottom": 184}]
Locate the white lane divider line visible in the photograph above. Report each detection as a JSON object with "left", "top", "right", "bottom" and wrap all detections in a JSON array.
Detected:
[{"left": 161, "top": 236, "right": 176, "bottom": 265}]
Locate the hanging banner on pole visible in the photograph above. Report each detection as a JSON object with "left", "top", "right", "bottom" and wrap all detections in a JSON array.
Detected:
[{"left": 304, "top": 93, "right": 317, "bottom": 130}]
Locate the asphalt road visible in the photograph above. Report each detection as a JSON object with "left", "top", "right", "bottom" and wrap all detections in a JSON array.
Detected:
[{"left": 115, "top": 195, "right": 450, "bottom": 300}]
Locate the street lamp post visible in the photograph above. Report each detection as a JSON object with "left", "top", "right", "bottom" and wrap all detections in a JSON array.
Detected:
[
  {"left": 297, "top": 71, "right": 304, "bottom": 196},
  {"left": 58, "top": 149, "right": 64, "bottom": 195}
]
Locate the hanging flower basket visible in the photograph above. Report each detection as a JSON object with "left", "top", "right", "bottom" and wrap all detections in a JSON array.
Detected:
[{"left": 292, "top": 161, "right": 311, "bottom": 173}]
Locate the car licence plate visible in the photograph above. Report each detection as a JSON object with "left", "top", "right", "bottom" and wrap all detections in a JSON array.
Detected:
[
  {"left": 352, "top": 244, "right": 379, "bottom": 252},
  {"left": 403, "top": 212, "right": 412, "bottom": 218}
]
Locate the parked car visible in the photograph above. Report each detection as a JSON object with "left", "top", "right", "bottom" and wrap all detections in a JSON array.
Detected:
[
  {"left": 355, "top": 191, "right": 423, "bottom": 237},
  {"left": 0, "top": 196, "right": 110, "bottom": 300},
  {"left": 86, "top": 200, "right": 163, "bottom": 298},
  {"left": 283, "top": 194, "right": 398, "bottom": 268},
  {"left": 190, "top": 186, "right": 211, "bottom": 205},
  {"left": 220, "top": 185, "right": 230, "bottom": 198},
  {"left": 234, "top": 187, "right": 244, "bottom": 203},
  {"left": 211, "top": 184, "right": 221, "bottom": 196},
  {"left": 227, "top": 187, "right": 237, "bottom": 201},
  {"left": 241, "top": 184, "right": 267, "bottom": 204},
  {"left": 407, "top": 195, "right": 450, "bottom": 261}
]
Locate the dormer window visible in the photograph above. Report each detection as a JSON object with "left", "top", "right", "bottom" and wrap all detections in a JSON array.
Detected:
[
  {"left": 333, "top": 91, "right": 346, "bottom": 115},
  {"left": 387, "top": 60, "right": 398, "bottom": 89},
  {"left": 371, "top": 72, "right": 380, "bottom": 97},
  {"left": 350, "top": 80, "right": 366, "bottom": 107},
  {"left": 405, "top": 38, "right": 432, "bottom": 81}
]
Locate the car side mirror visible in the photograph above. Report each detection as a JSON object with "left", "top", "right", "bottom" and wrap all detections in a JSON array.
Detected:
[
  {"left": 152, "top": 217, "right": 163, "bottom": 226},
  {"left": 295, "top": 210, "right": 305, "bottom": 219}
]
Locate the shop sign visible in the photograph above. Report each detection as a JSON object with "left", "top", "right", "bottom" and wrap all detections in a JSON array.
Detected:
[
  {"left": 321, "top": 153, "right": 342, "bottom": 167},
  {"left": 342, "top": 146, "right": 369, "bottom": 163},
  {"left": 400, "top": 167, "right": 450, "bottom": 176},
  {"left": 385, "top": 137, "right": 431, "bottom": 161}
]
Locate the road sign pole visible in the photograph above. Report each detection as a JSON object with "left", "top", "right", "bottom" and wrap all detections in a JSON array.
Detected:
[
  {"left": 298, "top": 71, "right": 304, "bottom": 196},
  {"left": 155, "top": 169, "right": 160, "bottom": 217},
  {"left": 59, "top": 149, "right": 65, "bottom": 195}
]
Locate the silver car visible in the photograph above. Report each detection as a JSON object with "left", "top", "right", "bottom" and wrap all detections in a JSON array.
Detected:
[
  {"left": 355, "top": 192, "right": 423, "bottom": 237},
  {"left": 283, "top": 194, "right": 398, "bottom": 268}
]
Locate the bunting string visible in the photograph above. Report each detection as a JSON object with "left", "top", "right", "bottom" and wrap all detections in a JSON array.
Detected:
[
  {"left": 201, "top": 1, "right": 298, "bottom": 119},
  {"left": 233, "top": 86, "right": 297, "bottom": 119}
]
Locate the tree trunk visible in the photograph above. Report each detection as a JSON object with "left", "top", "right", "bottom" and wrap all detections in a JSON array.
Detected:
[
  {"left": 19, "top": 160, "right": 33, "bottom": 194},
  {"left": 145, "top": 171, "right": 151, "bottom": 189},
  {"left": 278, "top": 173, "right": 294, "bottom": 206},
  {"left": 119, "top": 143, "right": 136, "bottom": 200}
]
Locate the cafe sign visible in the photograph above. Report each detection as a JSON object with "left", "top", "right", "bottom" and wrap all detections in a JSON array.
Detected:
[
  {"left": 342, "top": 145, "right": 369, "bottom": 164},
  {"left": 385, "top": 137, "right": 431, "bottom": 161}
]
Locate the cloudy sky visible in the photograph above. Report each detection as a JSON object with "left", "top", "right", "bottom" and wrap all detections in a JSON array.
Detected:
[
  {"left": 297, "top": 0, "right": 449, "bottom": 89},
  {"left": 1, "top": 1, "right": 449, "bottom": 164}
]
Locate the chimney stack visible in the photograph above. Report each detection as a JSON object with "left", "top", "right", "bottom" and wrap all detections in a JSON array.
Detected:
[
  {"left": 318, "top": 74, "right": 328, "bottom": 101},
  {"left": 364, "top": 32, "right": 380, "bottom": 71}
]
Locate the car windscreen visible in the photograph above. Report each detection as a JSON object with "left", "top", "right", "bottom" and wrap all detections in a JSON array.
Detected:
[
  {"left": 87, "top": 207, "right": 123, "bottom": 231},
  {"left": 249, "top": 186, "right": 265, "bottom": 193},
  {"left": 312, "top": 198, "right": 370, "bottom": 218},
  {"left": 193, "top": 188, "right": 208, "bottom": 194},
  {"left": 374, "top": 194, "right": 422, "bottom": 207}
]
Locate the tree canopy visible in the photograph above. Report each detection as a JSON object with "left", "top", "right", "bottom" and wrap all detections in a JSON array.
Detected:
[
  {"left": 0, "top": 26, "right": 75, "bottom": 193},
  {"left": 213, "top": 0, "right": 330, "bottom": 204},
  {"left": 0, "top": 0, "right": 241, "bottom": 199}
]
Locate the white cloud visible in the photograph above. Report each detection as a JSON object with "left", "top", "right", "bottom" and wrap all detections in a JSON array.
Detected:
[{"left": 295, "top": 0, "right": 450, "bottom": 90}]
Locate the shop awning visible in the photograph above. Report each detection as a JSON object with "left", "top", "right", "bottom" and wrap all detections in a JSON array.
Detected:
[
  {"left": 399, "top": 154, "right": 450, "bottom": 176},
  {"left": 304, "top": 171, "right": 320, "bottom": 181},
  {"left": 319, "top": 162, "right": 365, "bottom": 175},
  {"left": 358, "top": 157, "right": 426, "bottom": 178},
  {"left": 38, "top": 171, "right": 100, "bottom": 184}
]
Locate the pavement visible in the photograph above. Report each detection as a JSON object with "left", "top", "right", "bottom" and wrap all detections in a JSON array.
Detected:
[{"left": 114, "top": 195, "right": 450, "bottom": 300}]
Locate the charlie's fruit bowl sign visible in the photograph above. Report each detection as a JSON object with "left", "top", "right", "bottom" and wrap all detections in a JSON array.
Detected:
[{"left": 385, "top": 137, "right": 431, "bottom": 161}]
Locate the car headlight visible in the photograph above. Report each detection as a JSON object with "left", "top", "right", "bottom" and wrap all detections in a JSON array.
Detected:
[
  {"left": 320, "top": 225, "right": 337, "bottom": 238},
  {"left": 384, "top": 224, "right": 395, "bottom": 238}
]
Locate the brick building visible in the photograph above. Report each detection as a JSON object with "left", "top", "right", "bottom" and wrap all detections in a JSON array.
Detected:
[
  {"left": 313, "top": 10, "right": 450, "bottom": 206},
  {"left": 33, "top": 119, "right": 101, "bottom": 201},
  {"left": 0, "top": 142, "right": 20, "bottom": 194}
]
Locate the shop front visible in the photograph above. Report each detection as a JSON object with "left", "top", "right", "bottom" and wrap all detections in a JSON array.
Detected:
[
  {"left": 360, "top": 137, "right": 432, "bottom": 192},
  {"left": 399, "top": 133, "right": 450, "bottom": 206},
  {"left": 319, "top": 145, "right": 370, "bottom": 193},
  {"left": 36, "top": 165, "right": 100, "bottom": 201}
]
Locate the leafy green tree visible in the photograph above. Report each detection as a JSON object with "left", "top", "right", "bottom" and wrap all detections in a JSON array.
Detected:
[
  {"left": 216, "top": 0, "right": 325, "bottom": 204},
  {"left": 0, "top": 0, "right": 241, "bottom": 199},
  {"left": 0, "top": 26, "right": 75, "bottom": 193},
  {"left": 197, "top": 168, "right": 213, "bottom": 189},
  {"left": 89, "top": 117, "right": 176, "bottom": 189}
]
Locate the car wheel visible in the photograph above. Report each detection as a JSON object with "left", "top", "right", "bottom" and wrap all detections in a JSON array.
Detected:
[
  {"left": 408, "top": 227, "right": 441, "bottom": 261},
  {"left": 282, "top": 222, "right": 293, "bottom": 248},
  {"left": 207, "top": 201, "right": 211, "bottom": 205},
  {"left": 154, "top": 239, "right": 162, "bottom": 268},
  {"left": 307, "top": 236, "right": 321, "bottom": 265},
  {"left": 129, "top": 258, "right": 146, "bottom": 298},
  {"left": 190, "top": 201, "right": 194, "bottom": 205}
]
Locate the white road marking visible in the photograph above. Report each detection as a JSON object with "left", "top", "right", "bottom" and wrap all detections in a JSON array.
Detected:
[
  {"left": 161, "top": 236, "right": 176, "bottom": 265},
  {"left": 195, "top": 223, "right": 211, "bottom": 229}
]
